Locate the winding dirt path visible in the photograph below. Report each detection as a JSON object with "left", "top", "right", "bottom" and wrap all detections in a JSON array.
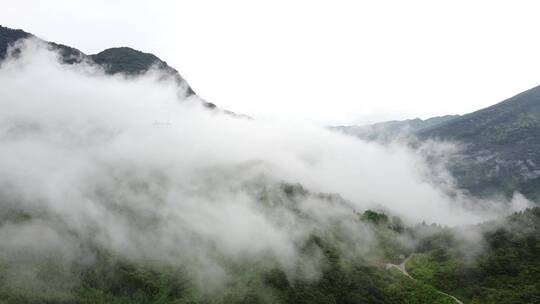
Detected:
[{"left": 386, "top": 256, "right": 464, "bottom": 304}]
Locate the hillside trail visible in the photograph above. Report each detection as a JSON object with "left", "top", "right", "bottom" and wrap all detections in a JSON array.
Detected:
[{"left": 386, "top": 256, "right": 464, "bottom": 304}]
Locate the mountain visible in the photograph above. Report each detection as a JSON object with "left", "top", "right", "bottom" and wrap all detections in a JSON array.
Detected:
[
  {"left": 417, "top": 86, "right": 540, "bottom": 200},
  {"left": 333, "top": 115, "right": 459, "bottom": 142},
  {"left": 0, "top": 25, "right": 205, "bottom": 103},
  {"left": 338, "top": 86, "right": 540, "bottom": 201},
  {"left": 1, "top": 24, "right": 539, "bottom": 304}
]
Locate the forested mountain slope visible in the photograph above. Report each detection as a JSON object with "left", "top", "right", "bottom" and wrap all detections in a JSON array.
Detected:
[
  {"left": 417, "top": 86, "right": 540, "bottom": 200},
  {"left": 406, "top": 207, "right": 540, "bottom": 303},
  {"left": 337, "top": 86, "right": 540, "bottom": 201}
]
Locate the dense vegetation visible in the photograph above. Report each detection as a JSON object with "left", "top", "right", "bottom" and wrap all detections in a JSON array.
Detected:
[
  {"left": 3, "top": 207, "right": 539, "bottom": 303},
  {"left": 0, "top": 181, "right": 459, "bottom": 304},
  {"left": 406, "top": 207, "right": 540, "bottom": 303},
  {"left": 0, "top": 223, "right": 455, "bottom": 304}
]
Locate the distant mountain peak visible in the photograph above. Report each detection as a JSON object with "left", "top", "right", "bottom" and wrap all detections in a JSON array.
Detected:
[
  {"left": 2, "top": 26, "right": 258, "bottom": 114},
  {"left": 0, "top": 25, "right": 197, "bottom": 97}
]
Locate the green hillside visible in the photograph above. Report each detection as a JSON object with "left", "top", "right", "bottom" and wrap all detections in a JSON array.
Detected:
[
  {"left": 0, "top": 182, "right": 480, "bottom": 304},
  {"left": 337, "top": 85, "right": 540, "bottom": 201},
  {"left": 1, "top": 184, "right": 538, "bottom": 303},
  {"left": 406, "top": 207, "right": 540, "bottom": 303},
  {"left": 417, "top": 86, "right": 540, "bottom": 200}
]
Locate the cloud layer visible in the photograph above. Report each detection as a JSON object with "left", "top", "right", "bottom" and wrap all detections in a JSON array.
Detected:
[{"left": 0, "top": 39, "right": 531, "bottom": 293}]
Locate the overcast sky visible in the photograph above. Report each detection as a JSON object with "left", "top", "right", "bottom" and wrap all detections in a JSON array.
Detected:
[{"left": 2, "top": 0, "right": 540, "bottom": 124}]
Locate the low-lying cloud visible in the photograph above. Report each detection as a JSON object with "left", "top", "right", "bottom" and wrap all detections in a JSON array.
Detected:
[{"left": 0, "top": 39, "right": 531, "bottom": 293}]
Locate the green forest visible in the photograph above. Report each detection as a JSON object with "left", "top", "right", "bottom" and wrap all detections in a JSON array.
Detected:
[{"left": 1, "top": 205, "right": 538, "bottom": 303}]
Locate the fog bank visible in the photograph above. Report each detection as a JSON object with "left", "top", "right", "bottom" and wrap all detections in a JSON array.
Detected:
[{"left": 0, "top": 39, "right": 530, "bottom": 291}]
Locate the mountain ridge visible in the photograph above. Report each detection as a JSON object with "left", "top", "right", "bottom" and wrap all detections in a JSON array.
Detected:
[
  {"left": 337, "top": 86, "right": 540, "bottom": 201},
  {"left": 0, "top": 25, "right": 207, "bottom": 103},
  {"left": 419, "top": 85, "right": 540, "bottom": 200},
  {"left": 333, "top": 115, "right": 459, "bottom": 142}
]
